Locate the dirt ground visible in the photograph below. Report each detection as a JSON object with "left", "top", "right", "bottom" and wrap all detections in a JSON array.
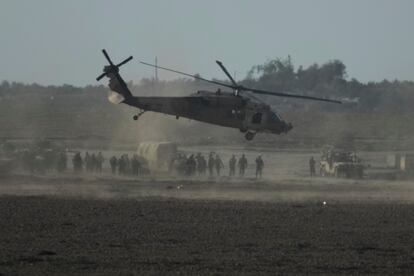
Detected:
[{"left": 1, "top": 174, "right": 414, "bottom": 275}]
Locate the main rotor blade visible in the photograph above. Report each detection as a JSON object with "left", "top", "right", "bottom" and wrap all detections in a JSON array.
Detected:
[
  {"left": 117, "top": 56, "right": 133, "bottom": 67},
  {"left": 96, "top": 72, "right": 106, "bottom": 81},
  {"left": 248, "top": 88, "right": 342, "bottom": 104},
  {"left": 139, "top": 61, "right": 236, "bottom": 90},
  {"left": 101, "top": 49, "right": 114, "bottom": 66},
  {"left": 216, "top": 60, "right": 238, "bottom": 87}
]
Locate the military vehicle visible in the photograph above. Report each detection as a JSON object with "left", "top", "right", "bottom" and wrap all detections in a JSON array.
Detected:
[
  {"left": 137, "top": 142, "right": 177, "bottom": 172},
  {"left": 18, "top": 139, "right": 66, "bottom": 173},
  {"left": 319, "top": 146, "right": 364, "bottom": 178},
  {"left": 96, "top": 49, "right": 341, "bottom": 140}
]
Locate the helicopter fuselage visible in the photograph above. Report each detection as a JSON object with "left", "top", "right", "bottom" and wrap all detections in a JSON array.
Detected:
[
  {"left": 97, "top": 49, "right": 340, "bottom": 140},
  {"left": 123, "top": 90, "right": 292, "bottom": 135}
]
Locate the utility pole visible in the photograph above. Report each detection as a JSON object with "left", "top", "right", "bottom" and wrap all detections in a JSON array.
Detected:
[{"left": 155, "top": 56, "right": 158, "bottom": 83}]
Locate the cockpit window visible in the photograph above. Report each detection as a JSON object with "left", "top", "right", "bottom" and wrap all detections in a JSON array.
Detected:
[{"left": 268, "top": 112, "right": 281, "bottom": 122}]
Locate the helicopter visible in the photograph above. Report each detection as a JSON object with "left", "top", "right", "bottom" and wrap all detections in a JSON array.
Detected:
[{"left": 96, "top": 49, "right": 341, "bottom": 140}]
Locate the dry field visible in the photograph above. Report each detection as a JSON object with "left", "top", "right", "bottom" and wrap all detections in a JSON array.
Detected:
[{"left": 0, "top": 172, "right": 414, "bottom": 275}]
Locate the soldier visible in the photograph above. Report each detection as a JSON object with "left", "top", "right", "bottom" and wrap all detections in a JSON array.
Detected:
[
  {"left": 109, "top": 156, "right": 118, "bottom": 174},
  {"left": 90, "top": 153, "right": 97, "bottom": 172},
  {"left": 208, "top": 153, "right": 215, "bottom": 176},
  {"left": 131, "top": 154, "right": 141, "bottom": 176},
  {"left": 309, "top": 156, "right": 316, "bottom": 177},
  {"left": 255, "top": 155, "right": 264, "bottom": 179},
  {"left": 72, "top": 152, "right": 83, "bottom": 173},
  {"left": 199, "top": 155, "right": 207, "bottom": 176},
  {"left": 85, "top": 152, "right": 91, "bottom": 172},
  {"left": 238, "top": 154, "right": 248, "bottom": 176},
  {"left": 118, "top": 155, "right": 125, "bottom": 175},
  {"left": 176, "top": 153, "right": 187, "bottom": 175},
  {"left": 229, "top": 155, "right": 236, "bottom": 177},
  {"left": 96, "top": 152, "right": 104, "bottom": 173},
  {"left": 196, "top": 153, "right": 203, "bottom": 176},
  {"left": 215, "top": 154, "right": 224, "bottom": 176},
  {"left": 56, "top": 151, "right": 67, "bottom": 173},
  {"left": 123, "top": 154, "right": 131, "bottom": 175},
  {"left": 186, "top": 154, "right": 196, "bottom": 176}
]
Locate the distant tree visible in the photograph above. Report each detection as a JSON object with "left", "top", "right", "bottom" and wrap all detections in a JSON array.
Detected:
[
  {"left": 247, "top": 57, "right": 296, "bottom": 91},
  {"left": 0, "top": 80, "right": 10, "bottom": 91},
  {"left": 319, "top": 60, "right": 347, "bottom": 82}
]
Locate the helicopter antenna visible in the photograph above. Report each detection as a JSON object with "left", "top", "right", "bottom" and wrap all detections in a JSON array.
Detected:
[{"left": 139, "top": 60, "right": 342, "bottom": 104}]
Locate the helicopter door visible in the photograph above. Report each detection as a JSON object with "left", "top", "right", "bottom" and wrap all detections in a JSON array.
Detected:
[
  {"left": 242, "top": 110, "right": 266, "bottom": 131},
  {"left": 252, "top": 112, "right": 262, "bottom": 124}
]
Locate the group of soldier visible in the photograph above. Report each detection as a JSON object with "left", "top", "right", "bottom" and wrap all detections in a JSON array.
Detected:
[
  {"left": 171, "top": 152, "right": 264, "bottom": 178},
  {"left": 72, "top": 152, "right": 143, "bottom": 176},
  {"left": 109, "top": 154, "right": 142, "bottom": 176},
  {"left": 72, "top": 152, "right": 104, "bottom": 173},
  {"left": 24, "top": 149, "right": 313, "bottom": 179},
  {"left": 18, "top": 149, "right": 265, "bottom": 179}
]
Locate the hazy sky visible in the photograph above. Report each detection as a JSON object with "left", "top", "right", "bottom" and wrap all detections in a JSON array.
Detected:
[{"left": 1, "top": 0, "right": 413, "bottom": 86}]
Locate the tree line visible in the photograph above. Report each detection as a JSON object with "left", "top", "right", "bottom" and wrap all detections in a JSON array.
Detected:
[{"left": 1, "top": 57, "right": 413, "bottom": 112}]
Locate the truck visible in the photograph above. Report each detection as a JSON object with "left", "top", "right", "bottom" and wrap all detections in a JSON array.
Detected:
[
  {"left": 137, "top": 142, "right": 177, "bottom": 173},
  {"left": 319, "top": 146, "right": 364, "bottom": 179}
]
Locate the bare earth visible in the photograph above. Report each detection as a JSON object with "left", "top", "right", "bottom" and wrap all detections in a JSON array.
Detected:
[{"left": 1, "top": 174, "right": 414, "bottom": 275}]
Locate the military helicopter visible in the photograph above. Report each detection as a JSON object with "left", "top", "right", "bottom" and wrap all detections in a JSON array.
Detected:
[{"left": 96, "top": 49, "right": 341, "bottom": 140}]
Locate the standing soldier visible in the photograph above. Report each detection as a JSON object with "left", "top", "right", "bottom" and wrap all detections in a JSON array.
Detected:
[
  {"left": 109, "top": 156, "right": 117, "bottom": 174},
  {"left": 255, "top": 155, "right": 264, "bottom": 179},
  {"left": 238, "top": 154, "right": 248, "bottom": 177},
  {"left": 309, "top": 156, "right": 316, "bottom": 177},
  {"left": 208, "top": 153, "right": 215, "bottom": 176},
  {"left": 85, "top": 152, "right": 91, "bottom": 172},
  {"left": 124, "top": 154, "right": 131, "bottom": 175},
  {"left": 229, "top": 155, "right": 236, "bottom": 177},
  {"left": 177, "top": 153, "right": 187, "bottom": 175},
  {"left": 72, "top": 152, "right": 83, "bottom": 173},
  {"left": 97, "top": 152, "right": 104, "bottom": 173},
  {"left": 215, "top": 154, "right": 224, "bottom": 176},
  {"left": 186, "top": 154, "right": 196, "bottom": 176},
  {"left": 118, "top": 155, "right": 125, "bottom": 175},
  {"left": 198, "top": 155, "right": 207, "bottom": 176},
  {"left": 196, "top": 153, "right": 203, "bottom": 176},
  {"left": 91, "top": 153, "right": 97, "bottom": 173},
  {"left": 131, "top": 154, "right": 140, "bottom": 176},
  {"left": 56, "top": 151, "right": 67, "bottom": 173}
]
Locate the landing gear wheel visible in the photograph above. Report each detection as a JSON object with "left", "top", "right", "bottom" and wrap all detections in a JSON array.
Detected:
[
  {"left": 133, "top": 110, "right": 146, "bottom": 121},
  {"left": 245, "top": 132, "right": 256, "bottom": 141},
  {"left": 239, "top": 128, "right": 248, "bottom": 133}
]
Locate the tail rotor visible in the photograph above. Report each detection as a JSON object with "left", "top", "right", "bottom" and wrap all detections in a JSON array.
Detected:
[{"left": 96, "top": 49, "right": 133, "bottom": 81}]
